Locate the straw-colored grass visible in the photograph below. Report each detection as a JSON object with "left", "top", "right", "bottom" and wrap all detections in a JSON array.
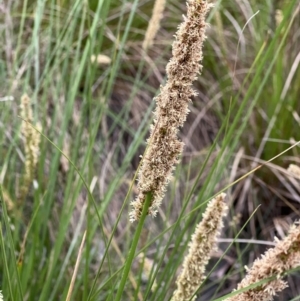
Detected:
[{"left": 0, "top": 0, "right": 299, "bottom": 300}]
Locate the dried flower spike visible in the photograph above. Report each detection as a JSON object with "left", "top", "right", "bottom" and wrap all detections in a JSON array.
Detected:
[
  {"left": 171, "top": 193, "right": 228, "bottom": 301},
  {"left": 19, "top": 94, "right": 41, "bottom": 200},
  {"left": 130, "top": 0, "right": 212, "bottom": 222},
  {"left": 226, "top": 221, "right": 300, "bottom": 301},
  {"left": 142, "top": 0, "right": 166, "bottom": 50}
]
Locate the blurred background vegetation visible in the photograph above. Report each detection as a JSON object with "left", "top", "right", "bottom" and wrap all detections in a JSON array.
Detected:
[{"left": 0, "top": 0, "right": 300, "bottom": 300}]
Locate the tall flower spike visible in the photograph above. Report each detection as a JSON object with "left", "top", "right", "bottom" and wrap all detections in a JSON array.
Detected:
[
  {"left": 130, "top": 0, "right": 212, "bottom": 222},
  {"left": 19, "top": 94, "right": 41, "bottom": 200},
  {"left": 226, "top": 221, "right": 300, "bottom": 301},
  {"left": 142, "top": 0, "right": 166, "bottom": 50},
  {"left": 171, "top": 193, "right": 228, "bottom": 301}
]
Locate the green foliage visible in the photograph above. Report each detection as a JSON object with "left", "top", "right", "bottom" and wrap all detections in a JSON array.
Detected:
[{"left": 0, "top": 0, "right": 299, "bottom": 300}]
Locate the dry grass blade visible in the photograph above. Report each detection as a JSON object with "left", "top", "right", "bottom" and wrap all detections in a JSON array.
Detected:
[{"left": 66, "top": 231, "right": 86, "bottom": 301}]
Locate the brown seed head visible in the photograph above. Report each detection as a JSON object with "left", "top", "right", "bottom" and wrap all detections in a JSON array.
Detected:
[
  {"left": 171, "top": 193, "right": 228, "bottom": 301},
  {"left": 130, "top": 0, "right": 212, "bottom": 222},
  {"left": 226, "top": 221, "right": 300, "bottom": 301},
  {"left": 19, "top": 94, "right": 41, "bottom": 200},
  {"left": 142, "top": 0, "right": 166, "bottom": 50}
]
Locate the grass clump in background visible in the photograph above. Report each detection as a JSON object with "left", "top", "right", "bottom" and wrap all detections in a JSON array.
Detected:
[{"left": 0, "top": 0, "right": 300, "bottom": 300}]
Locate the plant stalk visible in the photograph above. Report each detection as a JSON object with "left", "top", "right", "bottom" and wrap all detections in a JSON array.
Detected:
[{"left": 115, "top": 192, "right": 152, "bottom": 301}]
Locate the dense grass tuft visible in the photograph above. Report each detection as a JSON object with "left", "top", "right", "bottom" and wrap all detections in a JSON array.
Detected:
[{"left": 0, "top": 0, "right": 300, "bottom": 300}]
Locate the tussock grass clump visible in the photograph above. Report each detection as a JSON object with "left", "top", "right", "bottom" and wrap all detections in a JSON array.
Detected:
[
  {"left": 130, "top": 0, "right": 212, "bottom": 222},
  {"left": 1, "top": 0, "right": 300, "bottom": 300}
]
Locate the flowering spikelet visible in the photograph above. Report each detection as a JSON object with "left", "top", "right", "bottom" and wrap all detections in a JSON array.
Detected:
[
  {"left": 19, "top": 94, "right": 41, "bottom": 199},
  {"left": 130, "top": 0, "right": 212, "bottom": 222},
  {"left": 142, "top": 0, "right": 166, "bottom": 50},
  {"left": 171, "top": 193, "right": 228, "bottom": 301},
  {"left": 226, "top": 221, "right": 300, "bottom": 301},
  {"left": 0, "top": 290, "right": 3, "bottom": 301}
]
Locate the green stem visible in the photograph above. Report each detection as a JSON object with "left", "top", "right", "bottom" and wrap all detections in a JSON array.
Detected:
[{"left": 114, "top": 192, "right": 152, "bottom": 301}]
